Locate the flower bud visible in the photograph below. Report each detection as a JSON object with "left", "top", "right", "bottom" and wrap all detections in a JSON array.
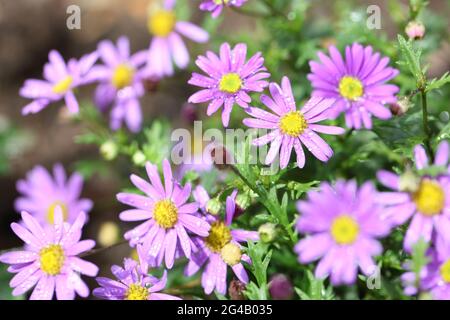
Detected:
[
  {"left": 181, "top": 102, "right": 198, "bottom": 123},
  {"left": 100, "top": 140, "right": 118, "bottom": 161},
  {"left": 390, "top": 97, "right": 412, "bottom": 116},
  {"left": 132, "top": 150, "right": 146, "bottom": 166},
  {"left": 206, "top": 197, "right": 222, "bottom": 215},
  {"left": 269, "top": 274, "right": 294, "bottom": 300},
  {"left": 399, "top": 169, "right": 420, "bottom": 193},
  {"left": 405, "top": 21, "right": 425, "bottom": 40},
  {"left": 236, "top": 193, "right": 251, "bottom": 211},
  {"left": 258, "top": 223, "right": 279, "bottom": 243},
  {"left": 97, "top": 221, "right": 120, "bottom": 247}
]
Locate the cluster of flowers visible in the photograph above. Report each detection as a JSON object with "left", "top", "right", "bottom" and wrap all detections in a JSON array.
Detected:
[{"left": 2, "top": 0, "right": 449, "bottom": 300}]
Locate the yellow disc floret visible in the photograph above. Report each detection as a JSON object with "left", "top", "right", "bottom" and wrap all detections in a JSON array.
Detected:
[
  {"left": 338, "top": 76, "right": 364, "bottom": 101},
  {"left": 39, "top": 244, "right": 65, "bottom": 276},
  {"left": 279, "top": 111, "right": 308, "bottom": 137},
  {"left": 205, "top": 221, "right": 232, "bottom": 253},
  {"left": 112, "top": 64, "right": 135, "bottom": 89},
  {"left": 125, "top": 283, "right": 149, "bottom": 300},
  {"left": 220, "top": 242, "right": 242, "bottom": 266},
  {"left": 153, "top": 200, "right": 178, "bottom": 229},
  {"left": 413, "top": 179, "right": 445, "bottom": 216},
  {"left": 331, "top": 215, "right": 359, "bottom": 245},
  {"left": 52, "top": 76, "right": 73, "bottom": 94},
  {"left": 219, "top": 73, "right": 242, "bottom": 94},
  {"left": 147, "top": 10, "right": 176, "bottom": 37},
  {"left": 214, "top": 0, "right": 230, "bottom": 4},
  {"left": 47, "top": 201, "right": 68, "bottom": 224},
  {"left": 440, "top": 259, "right": 450, "bottom": 283}
]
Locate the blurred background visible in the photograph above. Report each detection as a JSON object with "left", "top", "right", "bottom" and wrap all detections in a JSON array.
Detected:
[{"left": 0, "top": 0, "right": 449, "bottom": 299}]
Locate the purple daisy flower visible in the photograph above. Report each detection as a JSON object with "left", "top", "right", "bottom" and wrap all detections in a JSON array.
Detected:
[
  {"left": 308, "top": 43, "right": 399, "bottom": 129},
  {"left": 421, "top": 237, "right": 450, "bottom": 299},
  {"left": 0, "top": 209, "right": 98, "bottom": 300},
  {"left": 117, "top": 159, "right": 211, "bottom": 269},
  {"left": 188, "top": 42, "right": 270, "bottom": 127},
  {"left": 93, "top": 246, "right": 180, "bottom": 300},
  {"left": 295, "top": 180, "right": 391, "bottom": 285},
  {"left": 243, "top": 76, "right": 345, "bottom": 169},
  {"left": 92, "top": 36, "right": 148, "bottom": 133},
  {"left": 185, "top": 190, "right": 259, "bottom": 295},
  {"left": 20, "top": 50, "right": 98, "bottom": 115},
  {"left": 377, "top": 141, "right": 450, "bottom": 251},
  {"left": 15, "top": 163, "right": 93, "bottom": 225},
  {"left": 200, "top": 0, "right": 248, "bottom": 18},
  {"left": 146, "top": 0, "right": 209, "bottom": 77}
]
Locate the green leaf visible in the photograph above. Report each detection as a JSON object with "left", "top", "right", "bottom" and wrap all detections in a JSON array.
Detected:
[
  {"left": 397, "top": 35, "right": 425, "bottom": 88},
  {"left": 425, "top": 72, "right": 450, "bottom": 93}
]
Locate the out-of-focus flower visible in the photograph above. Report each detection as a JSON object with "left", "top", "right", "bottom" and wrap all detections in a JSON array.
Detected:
[
  {"left": 117, "top": 159, "right": 210, "bottom": 268},
  {"left": 243, "top": 76, "right": 344, "bottom": 169},
  {"left": 15, "top": 164, "right": 93, "bottom": 225},
  {"left": 269, "top": 274, "right": 294, "bottom": 300},
  {"left": 20, "top": 50, "right": 98, "bottom": 115},
  {"left": 185, "top": 190, "right": 259, "bottom": 295},
  {"left": 181, "top": 102, "right": 199, "bottom": 123},
  {"left": 93, "top": 246, "right": 180, "bottom": 300},
  {"left": 146, "top": 0, "right": 209, "bottom": 77},
  {"left": 308, "top": 43, "right": 399, "bottom": 129},
  {"left": 405, "top": 21, "right": 426, "bottom": 40},
  {"left": 97, "top": 221, "right": 120, "bottom": 247},
  {"left": 377, "top": 141, "right": 450, "bottom": 251},
  {"left": 189, "top": 42, "right": 270, "bottom": 127},
  {"left": 295, "top": 180, "right": 390, "bottom": 285},
  {"left": 92, "top": 36, "right": 148, "bottom": 132},
  {"left": 0, "top": 209, "right": 98, "bottom": 300},
  {"left": 200, "top": 0, "right": 247, "bottom": 18},
  {"left": 421, "top": 237, "right": 450, "bottom": 299}
]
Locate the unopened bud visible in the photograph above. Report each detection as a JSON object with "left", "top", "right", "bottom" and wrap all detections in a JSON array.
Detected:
[
  {"left": 100, "top": 140, "right": 118, "bottom": 161},
  {"left": 258, "top": 223, "right": 279, "bottom": 243},
  {"left": 405, "top": 21, "right": 425, "bottom": 40},
  {"left": 399, "top": 170, "right": 420, "bottom": 193},
  {"left": 132, "top": 150, "right": 146, "bottom": 166},
  {"left": 269, "top": 274, "right": 294, "bottom": 300},
  {"left": 236, "top": 193, "right": 251, "bottom": 211},
  {"left": 97, "top": 221, "right": 120, "bottom": 247},
  {"left": 206, "top": 197, "right": 222, "bottom": 215},
  {"left": 390, "top": 97, "right": 412, "bottom": 116}
]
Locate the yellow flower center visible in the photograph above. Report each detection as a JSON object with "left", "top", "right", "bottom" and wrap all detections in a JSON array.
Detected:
[
  {"left": 279, "top": 111, "right": 308, "bottom": 137},
  {"left": 52, "top": 76, "right": 73, "bottom": 94},
  {"left": 39, "top": 244, "right": 65, "bottom": 276},
  {"left": 219, "top": 73, "right": 242, "bottom": 94},
  {"left": 153, "top": 200, "right": 178, "bottom": 229},
  {"left": 440, "top": 259, "right": 450, "bottom": 283},
  {"left": 413, "top": 180, "right": 445, "bottom": 216},
  {"left": 112, "top": 64, "right": 135, "bottom": 89},
  {"left": 125, "top": 284, "right": 149, "bottom": 300},
  {"left": 338, "top": 76, "right": 364, "bottom": 101},
  {"left": 47, "top": 201, "right": 68, "bottom": 224},
  {"left": 220, "top": 242, "right": 242, "bottom": 266},
  {"left": 147, "top": 10, "right": 176, "bottom": 37},
  {"left": 205, "top": 221, "right": 232, "bottom": 253},
  {"left": 331, "top": 215, "right": 359, "bottom": 245},
  {"left": 213, "top": 0, "right": 230, "bottom": 5}
]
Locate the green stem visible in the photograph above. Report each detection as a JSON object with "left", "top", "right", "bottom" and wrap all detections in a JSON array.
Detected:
[
  {"left": 420, "top": 90, "right": 433, "bottom": 161},
  {"left": 230, "top": 6, "right": 270, "bottom": 18},
  {"left": 79, "top": 239, "right": 128, "bottom": 258}
]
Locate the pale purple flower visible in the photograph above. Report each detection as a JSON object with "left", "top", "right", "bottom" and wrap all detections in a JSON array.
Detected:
[
  {"left": 20, "top": 50, "right": 98, "bottom": 115},
  {"left": 146, "top": 0, "right": 209, "bottom": 77},
  {"left": 295, "top": 180, "right": 390, "bottom": 285},
  {"left": 421, "top": 236, "right": 450, "bottom": 299},
  {"left": 0, "top": 209, "right": 98, "bottom": 300},
  {"left": 15, "top": 164, "right": 93, "bottom": 225},
  {"left": 200, "top": 0, "right": 247, "bottom": 18},
  {"left": 117, "top": 159, "right": 211, "bottom": 269},
  {"left": 243, "top": 76, "right": 345, "bottom": 169},
  {"left": 92, "top": 36, "right": 148, "bottom": 133},
  {"left": 188, "top": 42, "right": 270, "bottom": 127},
  {"left": 377, "top": 141, "right": 450, "bottom": 251},
  {"left": 308, "top": 43, "right": 399, "bottom": 129},
  {"left": 93, "top": 246, "right": 180, "bottom": 300},
  {"left": 185, "top": 190, "right": 259, "bottom": 295}
]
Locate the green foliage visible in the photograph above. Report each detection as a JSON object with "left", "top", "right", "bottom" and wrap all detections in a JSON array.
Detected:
[{"left": 244, "top": 241, "right": 272, "bottom": 300}]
